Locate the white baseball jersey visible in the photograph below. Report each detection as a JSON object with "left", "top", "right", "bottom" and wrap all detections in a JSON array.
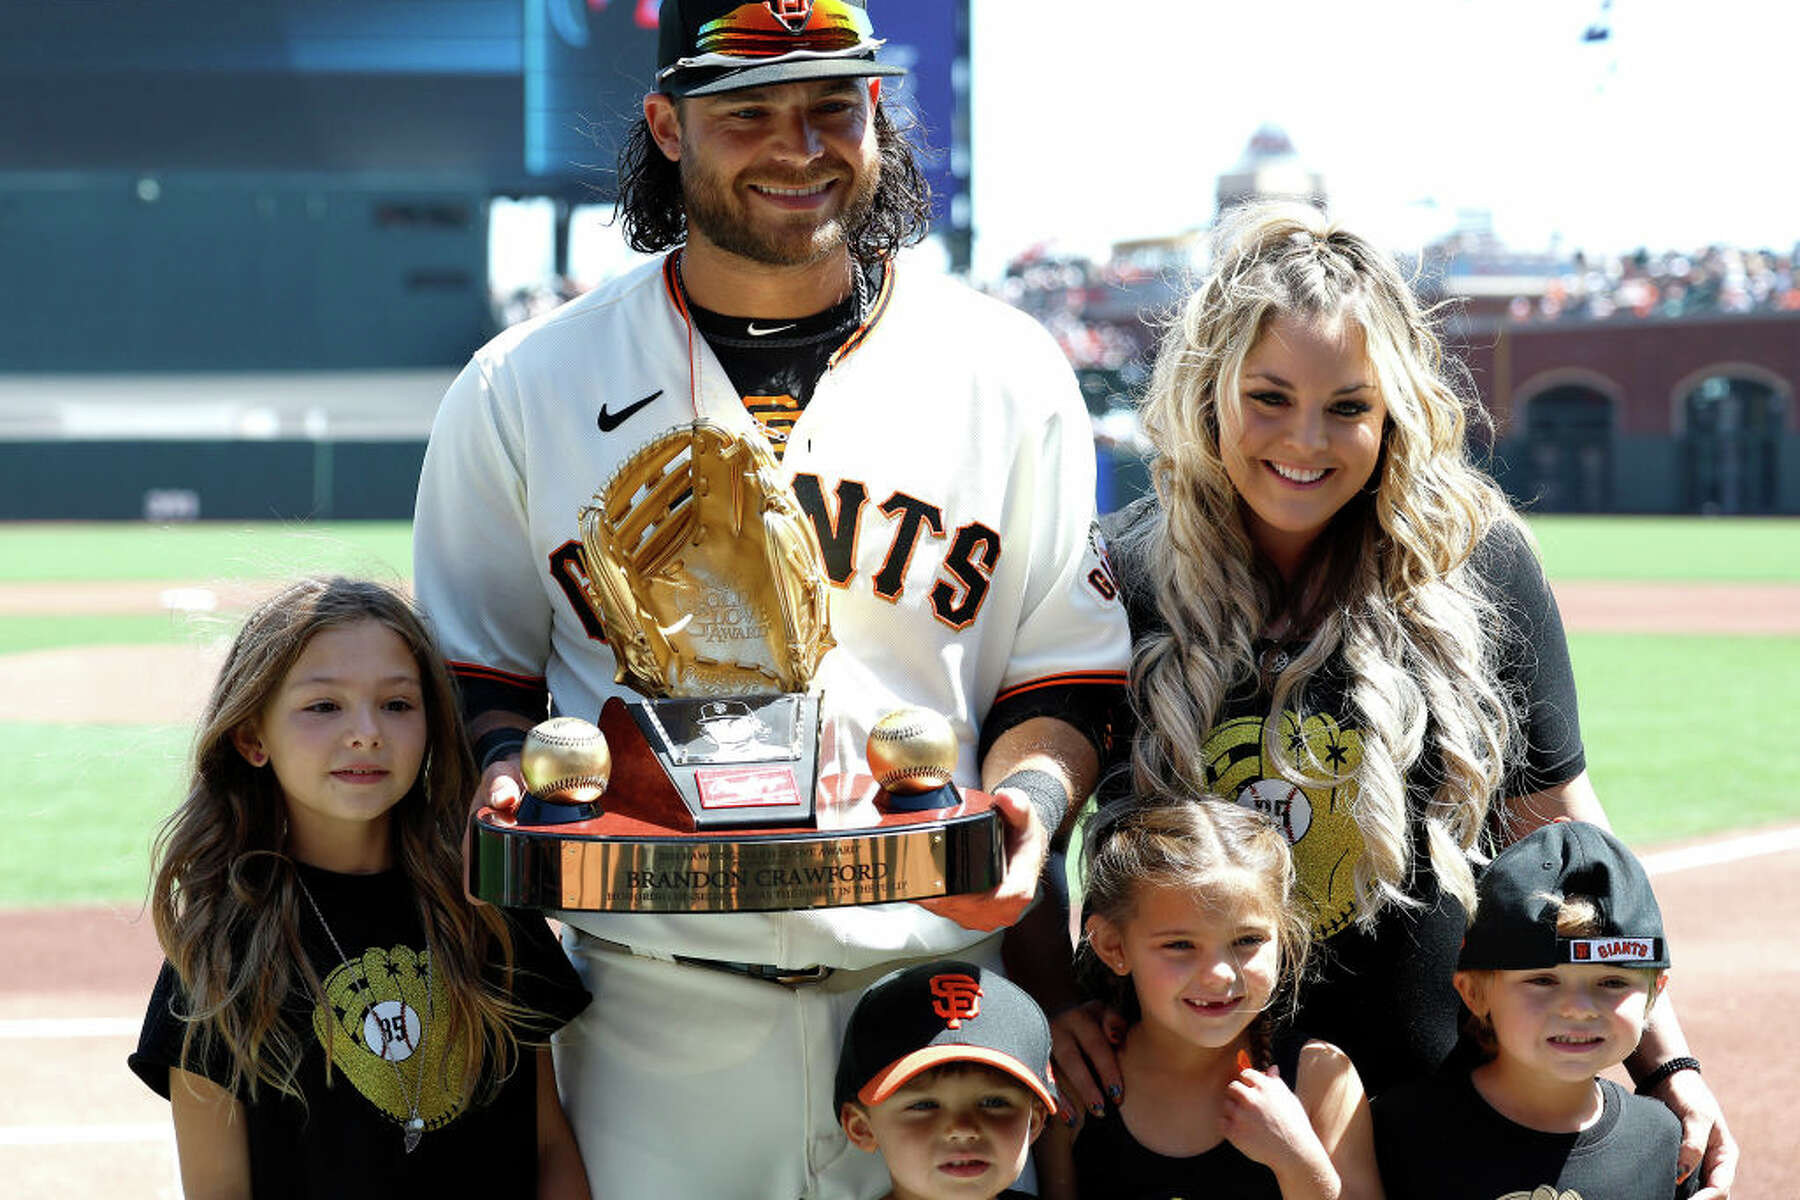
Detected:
[{"left": 413, "top": 252, "right": 1130, "bottom": 969}]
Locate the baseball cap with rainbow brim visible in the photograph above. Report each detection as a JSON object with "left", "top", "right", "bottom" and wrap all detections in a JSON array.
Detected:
[
  {"left": 657, "top": 0, "right": 907, "bottom": 98},
  {"left": 1459, "top": 819, "right": 1670, "bottom": 971},
  {"left": 834, "top": 961, "right": 1056, "bottom": 1111}
]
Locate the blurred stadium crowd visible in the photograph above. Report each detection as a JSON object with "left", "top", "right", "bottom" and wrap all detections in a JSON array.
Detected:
[
  {"left": 984, "top": 252, "right": 1166, "bottom": 371},
  {"left": 1508, "top": 245, "right": 1800, "bottom": 322},
  {"left": 983, "top": 241, "right": 1800, "bottom": 370},
  {"left": 489, "top": 237, "right": 1800, "bottom": 380}
]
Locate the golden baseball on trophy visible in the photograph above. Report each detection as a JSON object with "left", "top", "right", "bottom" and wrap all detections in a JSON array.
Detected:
[
  {"left": 520, "top": 717, "right": 612, "bottom": 804},
  {"left": 866, "top": 707, "right": 958, "bottom": 794}
]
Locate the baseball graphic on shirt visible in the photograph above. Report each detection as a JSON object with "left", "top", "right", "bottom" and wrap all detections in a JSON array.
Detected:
[
  {"left": 1238, "top": 777, "right": 1314, "bottom": 843},
  {"left": 1203, "top": 711, "right": 1366, "bottom": 940},
  {"left": 313, "top": 945, "right": 463, "bottom": 1131}
]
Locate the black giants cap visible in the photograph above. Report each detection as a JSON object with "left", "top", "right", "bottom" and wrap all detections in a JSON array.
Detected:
[
  {"left": 834, "top": 961, "right": 1056, "bottom": 1111},
  {"left": 657, "top": 0, "right": 907, "bottom": 97},
  {"left": 1460, "top": 820, "right": 1670, "bottom": 971}
]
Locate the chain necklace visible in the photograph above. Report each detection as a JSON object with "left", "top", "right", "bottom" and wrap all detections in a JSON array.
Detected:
[
  {"left": 296, "top": 872, "right": 433, "bottom": 1153},
  {"left": 674, "top": 249, "right": 870, "bottom": 326}
]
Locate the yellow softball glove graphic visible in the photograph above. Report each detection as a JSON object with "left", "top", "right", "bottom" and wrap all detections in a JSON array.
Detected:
[
  {"left": 1203, "top": 711, "right": 1365, "bottom": 939},
  {"left": 312, "top": 945, "right": 466, "bottom": 1130}
]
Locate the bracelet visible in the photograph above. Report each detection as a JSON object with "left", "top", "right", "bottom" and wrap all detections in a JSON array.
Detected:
[
  {"left": 473, "top": 727, "right": 529, "bottom": 772},
  {"left": 1635, "top": 1056, "right": 1701, "bottom": 1095},
  {"left": 996, "top": 769, "right": 1070, "bottom": 838}
]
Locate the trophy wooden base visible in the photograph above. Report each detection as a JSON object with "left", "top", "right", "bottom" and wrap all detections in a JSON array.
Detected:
[{"left": 469, "top": 775, "right": 1005, "bottom": 913}]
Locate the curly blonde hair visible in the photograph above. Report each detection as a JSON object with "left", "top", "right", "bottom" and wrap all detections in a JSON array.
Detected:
[{"left": 1121, "top": 201, "right": 1526, "bottom": 924}]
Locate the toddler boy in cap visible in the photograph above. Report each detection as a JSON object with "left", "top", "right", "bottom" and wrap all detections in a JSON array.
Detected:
[
  {"left": 1373, "top": 820, "right": 1698, "bottom": 1199},
  {"left": 837, "top": 961, "right": 1055, "bottom": 1200}
]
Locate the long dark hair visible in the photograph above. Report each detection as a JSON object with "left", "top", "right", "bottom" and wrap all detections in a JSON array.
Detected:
[
  {"left": 149, "top": 577, "right": 523, "bottom": 1104},
  {"left": 615, "top": 100, "right": 934, "bottom": 265}
]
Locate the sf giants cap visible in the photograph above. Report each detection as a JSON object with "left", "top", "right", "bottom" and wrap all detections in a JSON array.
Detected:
[
  {"left": 1460, "top": 820, "right": 1670, "bottom": 971},
  {"left": 657, "top": 0, "right": 907, "bottom": 97},
  {"left": 834, "top": 961, "right": 1056, "bottom": 1111}
]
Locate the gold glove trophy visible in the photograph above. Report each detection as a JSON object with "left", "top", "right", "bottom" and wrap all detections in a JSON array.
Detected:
[{"left": 468, "top": 421, "right": 1005, "bottom": 913}]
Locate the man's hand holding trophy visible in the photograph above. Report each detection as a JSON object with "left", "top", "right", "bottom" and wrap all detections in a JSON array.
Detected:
[{"left": 467, "top": 422, "right": 1006, "bottom": 914}]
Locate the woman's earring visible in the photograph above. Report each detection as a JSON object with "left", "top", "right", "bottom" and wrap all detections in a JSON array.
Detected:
[{"left": 1365, "top": 433, "right": 1391, "bottom": 496}]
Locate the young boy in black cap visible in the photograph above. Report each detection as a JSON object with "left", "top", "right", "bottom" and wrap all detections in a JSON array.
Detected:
[
  {"left": 1373, "top": 820, "right": 1698, "bottom": 1198},
  {"left": 837, "top": 961, "right": 1056, "bottom": 1200}
]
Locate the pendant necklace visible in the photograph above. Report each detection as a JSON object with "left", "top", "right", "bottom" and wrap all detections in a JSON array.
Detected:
[
  {"left": 1259, "top": 624, "right": 1296, "bottom": 677},
  {"left": 296, "top": 873, "right": 433, "bottom": 1153}
]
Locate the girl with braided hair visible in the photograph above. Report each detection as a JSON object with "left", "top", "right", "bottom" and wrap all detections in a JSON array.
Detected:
[
  {"left": 1035, "top": 200, "right": 1735, "bottom": 1193},
  {"left": 1033, "top": 797, "right": 1379, "bottom": 1200}
]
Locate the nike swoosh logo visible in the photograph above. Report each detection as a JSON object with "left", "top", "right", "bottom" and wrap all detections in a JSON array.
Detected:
[
  {"left": 597, "top": 390, "right": 662, "bottom": 432},
  {"left": 746, "top": 322, "right": 797, "bottom": 337}
]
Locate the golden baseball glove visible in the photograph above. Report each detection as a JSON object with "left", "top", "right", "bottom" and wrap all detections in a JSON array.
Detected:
[{"left": 578, "top": 420, "right": 835, "bottom": 697}]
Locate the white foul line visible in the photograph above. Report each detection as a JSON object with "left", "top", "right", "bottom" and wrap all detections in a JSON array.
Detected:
[
  {"left": 0, "top": 1017, "right": 139, "bottom": 1039},
  {"left": 1639, "top": 824, "right": 1800, "bottom": 877},
  {"left": 0, "top": 1123, "right": 169, "bottom": 1146}
]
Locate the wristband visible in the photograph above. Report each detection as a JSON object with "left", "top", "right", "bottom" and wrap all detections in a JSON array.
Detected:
[
  {"left": 1635, "top": 1055, "right": 1700, "bottom": 1095},
  {"left": 473, "top": 727, "right": 528, "bottom": 772},
  {"left": 996, "top": 768, "right": 1070, "bottom": 837}
]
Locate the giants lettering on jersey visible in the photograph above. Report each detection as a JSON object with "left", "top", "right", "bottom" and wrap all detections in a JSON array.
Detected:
[
  {"left": 549, "top": 476, "right": 1013, "bottom": 642},
  {"left": 792, "top": 473, "right": 1001, "bottom": 630},
  {"left": 1566, "top": 937, "right": 1659, "bottom": 963}
]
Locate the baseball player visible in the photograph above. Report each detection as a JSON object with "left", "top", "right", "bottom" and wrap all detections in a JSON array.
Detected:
[{"left": 410, "top": 2, "right": 1130, "bottom": 1196}]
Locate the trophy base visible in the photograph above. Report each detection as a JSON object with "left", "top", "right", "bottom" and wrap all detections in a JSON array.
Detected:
[
  {"left": 879, "top": 780, "right": 961, "bottom": 812},
  {"left": 469, "top": 775, "right": 1005, "bottom": 913},
  {"left": 513, "top": 792, "right": 603, "bottom": 826}
]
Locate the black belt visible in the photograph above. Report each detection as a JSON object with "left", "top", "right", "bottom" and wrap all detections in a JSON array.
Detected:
[
  {"left": 586, "top": 935, "right": 834, "bottom": 986},
  {"left": 678, "top": 957, "right": 834, "bottom": 986}
]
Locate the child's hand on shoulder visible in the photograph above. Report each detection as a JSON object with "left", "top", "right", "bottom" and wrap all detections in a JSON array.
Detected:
[{"left": 1220, "top": 1059, "right": 1335, "bottom": 1192}]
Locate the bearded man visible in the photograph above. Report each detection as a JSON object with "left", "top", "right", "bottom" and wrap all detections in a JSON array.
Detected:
[{"left": 412, "top": 4, "right": 1129, "bottom": 1195}]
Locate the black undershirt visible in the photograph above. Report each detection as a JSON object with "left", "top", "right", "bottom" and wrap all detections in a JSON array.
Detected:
[{"left": 685, "top": 260, "right": 883, "bottom": 455}]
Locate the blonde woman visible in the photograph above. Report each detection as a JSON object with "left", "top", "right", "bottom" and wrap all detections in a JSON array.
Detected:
[{"left": 1034, "top": 202, "right": 1735, "bottom": 1196}]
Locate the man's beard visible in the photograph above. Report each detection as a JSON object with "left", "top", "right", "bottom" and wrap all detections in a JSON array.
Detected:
[{"left": 680, "top": 153, "right": 880, "bottom": 268}]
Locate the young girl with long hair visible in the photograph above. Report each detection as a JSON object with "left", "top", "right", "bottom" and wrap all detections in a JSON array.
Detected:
[
  {"left": 1035, "top": 799, "right": 1378, "bottom": 1200},
  {"left": 1037, "top": 200, "right": 1733, "bottom": 1190},
  {"left": 130, "top": 577, "right": 591, "bottom": 1198}
]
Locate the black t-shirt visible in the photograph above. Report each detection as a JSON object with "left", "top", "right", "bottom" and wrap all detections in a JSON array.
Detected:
[
  {"left": 1071, "top": 1031, "right": 1305, "bottom": 1199},
  {"left": 688, "top": 259, "right": 888, "bottom": 456},
  {"left": 129, "top": 864, "right": 590, "bottom": 1199},
  {"left": 1102, "top": 501, "right": 1585, "bottom": 1093},
  {"left": 1374, "top": 1070, "right": 1697, "bottom": 1200}
]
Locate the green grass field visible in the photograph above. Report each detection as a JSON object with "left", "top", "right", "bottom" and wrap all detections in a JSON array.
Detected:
[
  {"left": 1, "top": 516, "right": 1793, "bottom": 585},
  {"left": 0, "top": 517, "right": 1795, "bottom": 906},
  {"left": 1568, "top": 634, "right": 1800, "bottom": 842},
  {"left": 1529, "top": 516, "right": 1800, "bottom": 582},
  {"left": 0, "top": 521, "right": 412, "bottom": 582},
  {"left": 8, "top": 725, "right": 191, "bottom": 905},
  {"left": 0, "top": 613, "right": 201, "bottom": 655}
]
